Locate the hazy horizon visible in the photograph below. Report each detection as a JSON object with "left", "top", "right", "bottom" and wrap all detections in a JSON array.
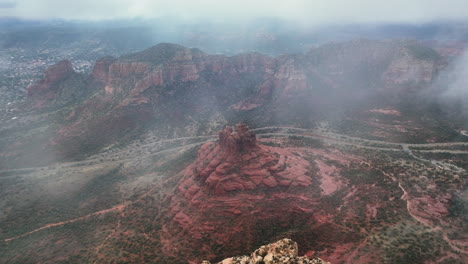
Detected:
[{"left": 1, "top": 0, "right": 468, "bottom": 25}]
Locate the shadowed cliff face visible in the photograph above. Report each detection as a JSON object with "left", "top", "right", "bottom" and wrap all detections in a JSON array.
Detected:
[{"left": 26, "top": 60, "right": 87, "bottom": 108}]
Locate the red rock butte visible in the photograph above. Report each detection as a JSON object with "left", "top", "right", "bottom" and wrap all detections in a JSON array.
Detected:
[
  {"left": 184, "top": 123, "right": 311, "bottom": 195},
  {"left": 27, "top": 60, "right": 75, "bottom": 97},
  {"left": 161, "top": 124, "right": 325, "bottom": 262}
]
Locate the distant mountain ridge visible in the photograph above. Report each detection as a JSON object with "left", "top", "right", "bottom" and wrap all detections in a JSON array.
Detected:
[{"left": 0, "top": 39, "right": 450, "bottom": 169}]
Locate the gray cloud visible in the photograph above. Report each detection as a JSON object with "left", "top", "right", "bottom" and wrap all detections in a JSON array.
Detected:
[
  {"left": 0, "top": 1, "right": 16, "bottom": 9},
  {"left": 444, "top": 52, "right": 468, "bottom": 99},
  {"left": 2, "top": 0, "right": 468, "bottom": 23},
  {"left": 441, "top": 51, "right": 468, "bottom": 119},
  {"left": 425, "top": 49, "right": 468, "bottom": 123}
]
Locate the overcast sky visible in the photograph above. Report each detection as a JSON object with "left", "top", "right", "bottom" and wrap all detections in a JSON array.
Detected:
[{"left": 1, "top": 0, "right": 468, "bottom": 24}]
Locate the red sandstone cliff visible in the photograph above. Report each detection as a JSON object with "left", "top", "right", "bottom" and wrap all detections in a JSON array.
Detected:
[
  {"left": 26, "top": 60, "right": 76, "bottom": 102},
  {"left": 91, "top": 56, "right": 117, "bottom": 85},
  {"left": 24, "top": 60, "right": 91, "bottom": 110},
  {"left": 185, "top": 123, "right": 311, "bottom": 195},
  {"left": 27, "top": 41, "right": 443, "bottom": 113}
]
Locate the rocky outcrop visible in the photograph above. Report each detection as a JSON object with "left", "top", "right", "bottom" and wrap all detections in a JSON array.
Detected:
[
  {"left": 203, "top": 239, "right": 331, "bottom": 264},
  {"left": 27, "top": 60, "right": 75, "bottom": 97},
  {"left": 25, "top": 60, "right": 89, "bottom": 109},
  {"left": 182, "top": 123, "right": 311, "bottom": 195},
  {"left": 160, "top": 124, "right": 362, "bottom": 263},
  {"left": 91, "top": 56, "right": 116, "bottom": 85}
]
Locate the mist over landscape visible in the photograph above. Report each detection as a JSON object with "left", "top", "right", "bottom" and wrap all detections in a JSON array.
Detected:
[{"left": 0, "top": 1, "right": 467, "bottom": 264}]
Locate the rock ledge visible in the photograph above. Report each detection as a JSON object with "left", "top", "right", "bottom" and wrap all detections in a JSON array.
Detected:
[{"left": 203, "top": 239, "right": 331, "bottom": 264}]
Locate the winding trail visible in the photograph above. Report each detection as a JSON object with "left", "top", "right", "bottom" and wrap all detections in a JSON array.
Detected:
[
  {"left": 0, "top": 139, "right": 213, "bottom": 178},
  {"left": 255, "top": 127, "right": 467, "bottom": 173},
  {"left": 2, "top": 150, "right": 190, "bottom": 242},
  {"left": 402, "top": 144, "right": 465, "bottom": 172},
  {"left": 93, "top": 210, "right": 124, "bottom": 264},
  {"left": 2, "top": 126, "right": 467, "bottom": 247},
  {"left": 398, "top": 183, "right": 468, "bottom": 254},
  {"left": 436, "top": 252, "right": 461, "bottom": 264},
  {"left": 258, "top": 126, "right": 468, "bottom": 257},
  {"left": 259, "top": 132, "right": 403, "bottom": 152},
  {"left": 2, "top": 126, "right": 467, "bottom": 178},
  {"left": 3, "top": 204, "right": 126, "bottom": 242},
  {"left": 345, "top": 238, "right": 368, "bottom": 264}
]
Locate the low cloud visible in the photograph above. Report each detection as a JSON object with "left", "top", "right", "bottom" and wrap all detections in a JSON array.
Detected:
[
  {"left": 441, "top": 50, "right": 468, "bottom": 118},
  {"left": 444, "top": 51, "right": 468, "bottom": 100},
  {"left": 3, "top": 0, "right": 468, "bottom": 24},
  {"left": 0, "top": 1, "right": 16, "bottom": 9}
]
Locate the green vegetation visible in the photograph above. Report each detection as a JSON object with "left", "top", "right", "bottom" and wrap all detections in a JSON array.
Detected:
[
  {"left": 448, "top": 193, "right": 468, "bottom": 221},
  {"left": 287, "top": 135, "right": 324, "bottom": 148},
  {"left": 260, "top": 141, "right": 282, "bottom": 147},
  {"left": 0, "top": 165, "right": 124, "bottom": 238},
  {"left": 342, "top": 168, "right": 384, "bottom": 185},
  {"left": 368, "top": 222, "right": 453, "bottom": 264},
  {"left": 406, "top": 44, "right": 441, "bottom": 61},
  {"left": 154, "top": 146, "right": 198, "bottom": 173}
]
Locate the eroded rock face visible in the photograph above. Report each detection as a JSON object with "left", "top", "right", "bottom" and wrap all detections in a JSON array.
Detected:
[
  {"left": 184, "top": 124, "right": 311, "bottom": 195},
  {"left": 25, "top": 60, "right": 89, "bottom": 109},
  {"left": 218, "top": 124, "right": 257, "bottom": 155},
  {"left": 27, "top": 60, "right": 75, "bottom": 97},
  {"left": 203, "top": 239, "right": 331, "bottom": 264},
  {"left": 161, "top": 125, "right": 342, "bottom": 262},
  {"left": 91, "top": 56, "right": 117, "bottom": 85}
]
